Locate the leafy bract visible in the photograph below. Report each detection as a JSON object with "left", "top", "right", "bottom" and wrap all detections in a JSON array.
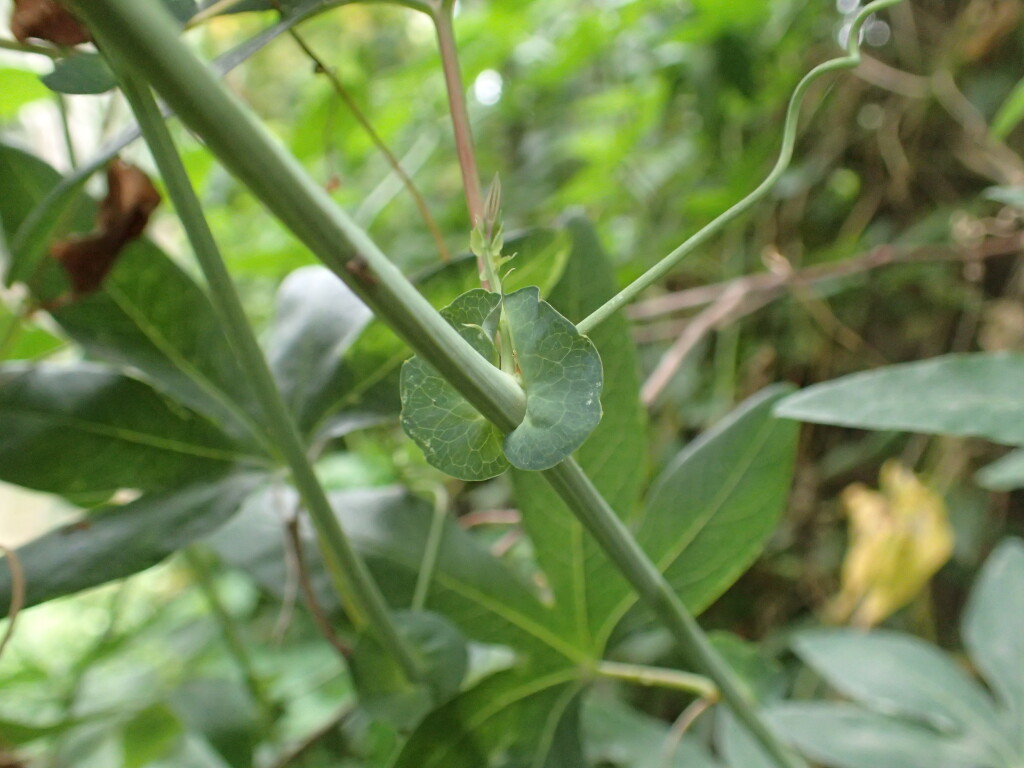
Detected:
[
  {"left": 775, "top": 353, "right": 1024, "bottom": 446},
  {"left": 400, "top": 290, "right": 508, "bottom": 481},
  {"left": 0, "top": 362, "right": 259, "bottom": 496},
  {"left": 501, "top": 286, "right": 603, "bottom": 470},
  {"left": 401, "top": 286, "right": 603, "bottom": 479},
  {"left": 0, "top": 474, "right": 260, "bottom": 609}
]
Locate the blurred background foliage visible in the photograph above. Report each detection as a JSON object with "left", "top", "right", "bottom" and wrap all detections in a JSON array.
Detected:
[{"left": 2, "top": 0, "right": 1024, "bottom": 765}]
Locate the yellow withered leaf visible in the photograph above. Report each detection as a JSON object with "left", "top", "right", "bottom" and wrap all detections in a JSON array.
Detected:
[{"left": 828, "top": 460, "right": 953, "bottom": 628}]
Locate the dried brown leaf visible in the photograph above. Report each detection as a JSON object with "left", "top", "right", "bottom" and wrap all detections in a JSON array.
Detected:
[
  {"left": 10, "top": 0, "right": 90, "bottom": 46},
  {"left": 51, "top": 160, "right": 161, "bottom": 296}
]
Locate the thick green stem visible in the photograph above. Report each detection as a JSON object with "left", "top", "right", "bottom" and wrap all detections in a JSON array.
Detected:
[
  {"left": 596, "top": 660, "right": 718, "bottom": 701},
  {"left": 106, "top": 54, "right": 422, "bottom": 681},
  {"left": 543, "top": 459, "right": 805, "bottom": 768},
  {"left": 65, "top": 0, "right": 525, "bottom": 434},
  {"left": 68, "top": 2, "right": 812, "bottom": 763},
  {"left": 577, "top": 0, "right": 903, "bottom": 335}
]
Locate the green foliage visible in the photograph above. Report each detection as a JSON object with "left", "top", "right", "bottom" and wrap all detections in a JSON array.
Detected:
[
  {"left": 41, "top": 53, "right": 116, "bottom": 95},
  {"left": 764, "top": 540, "right": 1024, "bottom": 768}
]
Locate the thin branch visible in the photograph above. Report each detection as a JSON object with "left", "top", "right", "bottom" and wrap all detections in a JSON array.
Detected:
[
  {"left": 0, "top": 546, "right": 25, "bottom": 661},
  {"left": 272, "top": 3, "right": 452, "bottom": 262},
  {"left": 659, "top": 698, "right": 716, "bottom": 768},
  {"left": 459, "top": 508, "right": 521, "bottom": 527},
  {"left": 283, "top": 513, "right": 352, "bottom": 660},
  {"left": 576, "top": 0, "right": 905, "bottom": 334},
  {"left": 0, "top": 37, "right": 63, "bottom": 58},
  {"left": 627, "top": 234, "right": 1024, "bottom": 321},
  {"left": 411, "top": 487, "right": 449, "bottom": 611},
  {"left": 596, "top": 660, "right": 719, "bottom": 701}
]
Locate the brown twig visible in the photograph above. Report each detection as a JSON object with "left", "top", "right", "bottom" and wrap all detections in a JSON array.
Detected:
[
  {"left": 272, "top": 3, "right": 452, "bottom": 262},
  {"left": 641, "top": 283, "right": 753, "bottom": 406},
  {"left": 458, "top": 509, "right": 521, "bottom": 528},
  {"left": 0, "top": 545, "right": 26, "bottom": 661},
  {"left": 628, "top": 235, "right": 1024, "bottom": 322},
  {"left": 283, "top": 514, "right": 352, "bottom": 660},
  {"left": 659, "top": 697, "right": 716, "bottom": 768}
]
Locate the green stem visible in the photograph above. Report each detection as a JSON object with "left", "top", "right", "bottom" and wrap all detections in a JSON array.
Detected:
[
  {"left": 543, "top": 459, "right": 806, "bottom": 768},
  {"left": 184, "top": 548, "right": 275, "bottom": 724},
  {"left": 105, "top": 53, "right": 423, "bottom": 682},
  {"left": 69, "top": 2, "right": 819, "bottom": 763},
  {"left": 411, "top": 487, "right": 448, "bottom": 612},
  {"left": 66, "top": 0, "right": 526, "bottom": 434},
  {"left": 0, "top": 37, "right": 62, "bottom": 58},
  {"left": 596, "top": 660, "right": 718, "bottom": 701},
  {"left": 576, "top": 0, "right": 902, "bottom": 335}
]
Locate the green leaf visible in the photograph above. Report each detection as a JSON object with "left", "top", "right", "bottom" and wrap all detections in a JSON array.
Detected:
[
  {"left": 0, "top": 143, "right": 94, "bottom": 289},
  {"left": 501, "top": 286, "right": 603, "bottom": 471},
  {"left": 975, "top": 449, "right": 1024, "bottom": 491},
  {"left": 350, "top": 610, "right": 468, "bottom": 730},
  {"left": 41, "top": 54, "right": 116, "bottom": 95},
  {"left": 511, "top": 215, "right": 645, "bottom": 649},
  {"left": 208, "top": 486, "right": 573, "bottom": 659},
  {"left": 963, "top": 538, "right": 1024, "bottom": 745},
  {"left": 0, "top": 474, "right": 260, "bottom": 609},
  {"left": 170, "top": 679, "right": 260, "bottom": 768},
  {"left": 792, "top": 630, "right": 1003, "bottom": 740},
  {"left": 767, "top": 703, "right": 993, "bottom": 768},
  {"left": 775, "top": 354, "right": 1024, "bottom": 446},
  {"left": 583, "top": 694, "right": 721, "bottom": 768},
  {"left": 400, "top": 289, "right": 508, "bottom": 481},
  {"left": 992, "top": 76, "right": 1024, "bottom": 139},
  {"left": 391, "top": 668, "right": 586, "bottom": 768},
  {"left": 605, "top": 386, "right": 798, "bottom": 640},
  {"left": 122, "top": 704, "right": 183, "bottom": 768},
  {"left": 48, "top": 242, "right": 266, "bottom": 447},
  {"left": 266, "top": 265, "right": 373, "bottom": 434},
  {"left": 0, "top": 69, "right": 51, "bottom": 119},
  {"left": 0, "top": 362, "right": 260, "bottom": 496}
]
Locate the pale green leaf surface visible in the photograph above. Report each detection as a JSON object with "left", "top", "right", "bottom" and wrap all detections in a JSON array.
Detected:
[
  {"left": 0, "top": 474, "right": 260, "bottom": 609},
  {"left": 502, "top": 286, "right": 603, "bottom": 471},
  {"left": 512, "top": 216, "right": 644, "bottom": 649},
  {"left": 767, "top": 703, "right": 995, "bottom": 768},
  {"left": 775, "top": 354, "right": 1024, "bottom": 446},
  {"left": 0, "top": 362, "right": 259, "bottom": 496},
  {"left": 41, "top": 54, "right": 116, "bottom": 95},
  {"left": 975, "top": 449, "right": 1024, "bottom": 491},
  {"left": 606, "top": 386, "right": 797, "bottom": 643},
  {"left": 266, "top": 265, "right": 372, "bottom": 433},
  {"left": 400, "top": 289, "right": 508, "bottom": 481},
  {"left": 963, "top": 538, "right": 1024, "bottom": 745},
  {"left": 793, "top": 630, "right": 1002, "bottom": 739}
]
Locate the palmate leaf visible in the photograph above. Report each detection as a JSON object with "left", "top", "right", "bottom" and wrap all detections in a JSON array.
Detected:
[
  {"left": 0, "top": 473, "right": 261, "bottom": 609},
  {"left": 775, "top": 353, "right": 1024, "bottom": 447},
  {"left": 0, "top": 362, "right": 264, "bottom": 496},
  {"left": 0, "top": 143, "right": 264, "bottom": 447}
]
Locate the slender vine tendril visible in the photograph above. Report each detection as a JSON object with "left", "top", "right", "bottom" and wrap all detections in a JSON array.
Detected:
[{"left": 576, "top": 0, "right": 903, "bottom": 335}]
